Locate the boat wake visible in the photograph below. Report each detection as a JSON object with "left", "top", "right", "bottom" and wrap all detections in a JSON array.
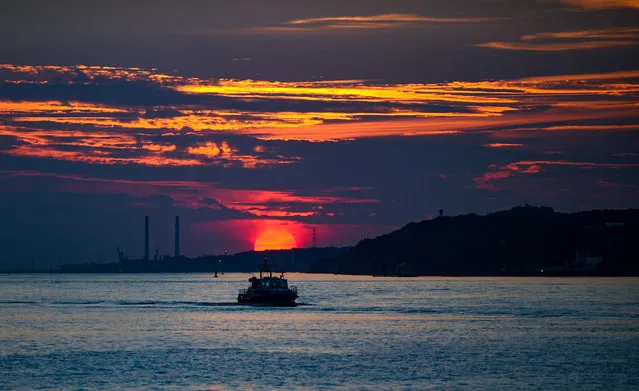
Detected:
[
  {"left": 1, "top": 299, "right": 316, "bottom": 308},
  {"left": 1, "top": 300, "right": 241, "bottom": 307}
]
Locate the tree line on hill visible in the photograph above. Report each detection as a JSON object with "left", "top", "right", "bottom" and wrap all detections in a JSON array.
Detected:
[{"left": 308, "top": 206, "right": 639, "bottom": 276}]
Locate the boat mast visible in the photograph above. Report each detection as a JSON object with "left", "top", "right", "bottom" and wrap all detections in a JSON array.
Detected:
[{"left": 260, "top": 256, "right": 270, "bottom": 278}]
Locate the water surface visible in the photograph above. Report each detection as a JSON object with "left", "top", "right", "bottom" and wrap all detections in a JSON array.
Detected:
[{"left": 1, "top": 274, "right": 638, "bottom": 390}]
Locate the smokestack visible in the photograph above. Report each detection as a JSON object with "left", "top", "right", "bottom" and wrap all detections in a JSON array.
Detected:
[
  {"left": 174, "top": 216, "right": 180, "bottom": 259},
  {"left": 144, "top": 216, "right": 149, "bottom": 260}
]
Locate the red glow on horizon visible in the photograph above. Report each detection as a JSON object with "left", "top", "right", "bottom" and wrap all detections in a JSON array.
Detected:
[
  {"left": 194, "top": 219, "right": 308, "bottom": 253},
  {"left": 194, "top": 219, "right": 397, "bottom": 254},
  {"left": 254, "top": 228, "right": 297, "bottom": 251}
]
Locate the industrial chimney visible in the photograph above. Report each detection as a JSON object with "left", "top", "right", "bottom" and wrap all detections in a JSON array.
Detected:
[
  {"left": 174, "top": 216, "right": 180, "bottom": 259},
  {"left": 144, "top": 216, "right": 149, "bottom": 260}
]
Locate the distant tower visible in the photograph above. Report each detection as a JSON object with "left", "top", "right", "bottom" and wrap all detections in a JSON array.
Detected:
[
  {"left": 144, "top": 216, "right": 150, "bottom": 260},
  {"left": 312, "top": 227, "right": 316, "bottom": 248},
  {"left": 174, "top": 216, "right": 180, "bottom": 259},
  {"left": 439, "top": 209, "right": 444, "bottom": 217}
]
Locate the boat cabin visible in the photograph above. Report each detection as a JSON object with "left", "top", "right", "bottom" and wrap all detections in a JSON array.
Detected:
[{"left": 249, "top": 276, "right": 289, "bottom": 289}]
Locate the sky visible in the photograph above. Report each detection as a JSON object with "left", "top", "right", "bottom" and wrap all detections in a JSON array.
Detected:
[{"left": 1, "top": 0, "right": 638, "bottom": 268}]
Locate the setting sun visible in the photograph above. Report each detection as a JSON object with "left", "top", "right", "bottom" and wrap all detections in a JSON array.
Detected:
[{"left": 254, "top": 228, "right": 297, "bottom": 251}]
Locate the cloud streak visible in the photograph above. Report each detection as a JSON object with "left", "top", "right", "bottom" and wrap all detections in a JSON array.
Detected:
[
  {"left": 238, "top": 13, "right": 501, "bottom": 33},
  {"left": 0, "top": 169, "right": 377, "bottom": 219},
  {"left": 477, "top": 27, "right": 639, "bottom": 51},
  {"left": 475, "top": 160, "right": 639, "bottom": 190},
  {"left": 550, "top": 0, "right": 639, "bottom": 9}
]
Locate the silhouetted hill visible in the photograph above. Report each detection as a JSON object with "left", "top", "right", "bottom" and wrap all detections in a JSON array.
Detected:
[{"left": 309, "top": 206, "right": 639, "bottom": 276}]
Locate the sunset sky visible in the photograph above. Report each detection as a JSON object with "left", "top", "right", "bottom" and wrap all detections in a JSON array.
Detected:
[{"left": 1, "top": 0, "right": 638, "bottom": 267}]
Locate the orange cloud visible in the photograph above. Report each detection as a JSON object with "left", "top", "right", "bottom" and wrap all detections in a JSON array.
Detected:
[
  {"left": 175, "top": 80, "right": 517, "bottom": 104},
  {"left": 0, "top": 100, "right": 131, "bottom": 114},
  {"left": 550, "top": 101, "right": 638, "bottom": 110},
  {"left": 11, "top": 109, "right": 496, "bottom": 136},
  {"left": 186, "top": 141, "right": 298, "bottom": 168},
  {"left": 6, "top": 145, "right": 202, "bottom": 166},
  {"left": 0, "top": 125, "right": 138, "bottom": 149},
  {"left": 483, "top": 143, "right": 524, "bottom": 148},
  {"left": 233, "top": 206, "right": 317, "bottom": 218},
  {"left": 0, "top": 125, "right": 296, "bottom": 168},
  {"left": 552, "top": 0, "right": 639, "bottom": 9},
  {"left": 239, "top": 13, "right": 501, "bottom": 33},
  {"left": 187, "top": 141, "right": 222, "bottom": 157},
  {"left": 287, "top": 14, "right": 497, "bottom": 25},
  {"left": 0, "top": 64, "right": 176, "bottom": 85},
  {"left": 494, "top": 70, "right": 639, "bottom": 83},
  {"left": 476, "top": 40, "right": 637, "bottom": 51},
  {"left": 176, "top": 70, "right": 639, "bottom": 107},
  {"left": 474, "top": 170, "right": 515, "bottom": 190},
  {"left": 485, "top": 123, "right": 639, "bottom": 139},
  {"left": 521, "top": 27, "right": 639, "bottom": 41},
  {"left": 2, "top": 64, "right": 638, "bottom": 151},
  {"left": 475, "top": 160, "right": 639, "bottom": 190},
  {"left": 477, "top": 27, "right": 639, "bottom": 51},
  {"left": 214, "top": 189, "right": 377, "bottom": 206},
  {"left": 142, "top": 143, "right": 177, "bottom": 152},
  {"left": 543, "top": 124, "right": 639, "bottom": 131},
  {"left": 249, "top": 104, "right": 634, "bottom": 141}
]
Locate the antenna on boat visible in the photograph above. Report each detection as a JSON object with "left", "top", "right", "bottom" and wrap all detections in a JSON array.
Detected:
[{"left": 260, "top": 255, "right": 273, "bottom": 278}]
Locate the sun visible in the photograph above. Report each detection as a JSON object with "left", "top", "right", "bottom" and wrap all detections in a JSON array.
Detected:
[{"left": 254, "top": 228, "right": 297, "bottom": 251}]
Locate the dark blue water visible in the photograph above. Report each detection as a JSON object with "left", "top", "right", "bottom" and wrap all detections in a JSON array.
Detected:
[{"left": 1, "top": 274, "right": 638, "bottom": 390}]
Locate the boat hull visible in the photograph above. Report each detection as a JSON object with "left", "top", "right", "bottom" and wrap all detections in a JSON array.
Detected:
[{"left": 237, "top": 292, "right": 298, "bottom": 306}]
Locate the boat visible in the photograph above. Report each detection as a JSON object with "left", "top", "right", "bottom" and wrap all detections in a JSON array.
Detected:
[{"left": 237, "top": 256, "right": 298, "bottom": 306}]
